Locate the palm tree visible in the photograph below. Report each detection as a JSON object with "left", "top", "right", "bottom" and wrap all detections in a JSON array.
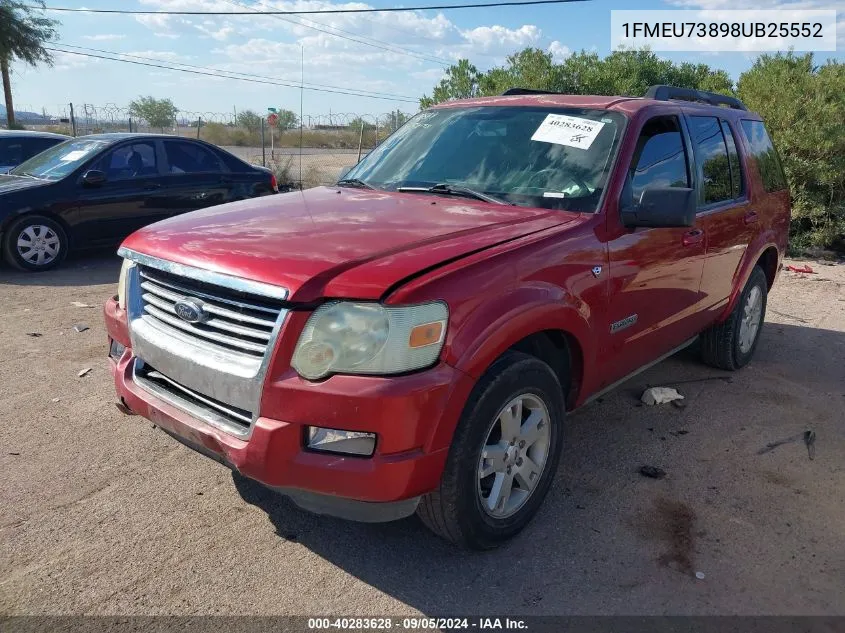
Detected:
[{"left": 0, "top": 1, "right": 59, "bottom": 128}]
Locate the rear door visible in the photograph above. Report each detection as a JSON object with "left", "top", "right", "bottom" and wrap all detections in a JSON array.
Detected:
[
  {"left": 685, "top": 114, "right": 755, "bottom": 315},
  {"left": 73, "top": 140, "right": 170, "bottom": 244},
  {"left": 155, "top": 140, "right": 233, "bottom": 214},
  {"left": 605, "top": 113, "right": 708, "bottom": 382}
]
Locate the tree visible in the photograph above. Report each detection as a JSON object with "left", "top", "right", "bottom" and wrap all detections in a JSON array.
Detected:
[
  {"left": 421, "top": 48, "right": 734, "bottom": 106},
  {"left": 0, "top": 1, "right": 59, "bottom": 128},
  {"left": 275, "top": 109, "right": 298, "bottom": 131},
  {"left": 420, "top": 59, "right": 482, "bottom": 108},
  {"left": 737, "top": 53, "right": 845, "bottom": 251},
  {"left": 128, "top": 96, "right": 178, "bottom": 133},
  {"left": 236, "top": 109, "right": 261, "bottom": 132}
]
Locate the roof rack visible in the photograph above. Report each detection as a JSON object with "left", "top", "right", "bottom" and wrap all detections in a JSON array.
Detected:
[
  {"left": 501, "top": 88, "right": 561, "bottom": 96},
  {"left": 645, "top": 85, "right": 747, "bottom": 111}
]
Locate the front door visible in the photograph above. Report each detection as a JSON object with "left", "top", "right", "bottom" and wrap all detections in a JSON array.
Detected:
[
  {"left": 73, "top": 140, "right": 168, "bottom": 245},
  {"left": 604, "top": 114, "right": 708, "bottom": 384}
]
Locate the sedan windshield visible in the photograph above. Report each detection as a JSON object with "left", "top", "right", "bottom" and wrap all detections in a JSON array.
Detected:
[
  {"left": 343, "top": 106, "right": 625, "bottom": 212},
  {"left": 10, "top": 138, "right": 110, "bottom": 180}
]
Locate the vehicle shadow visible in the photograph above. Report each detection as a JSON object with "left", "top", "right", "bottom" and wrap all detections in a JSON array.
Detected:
[
  {"left": 0, "top": 249, "right": 121, "bottom": 287},
  {"left": 235, "top": 321, "right": 845, "bottom": 615}
]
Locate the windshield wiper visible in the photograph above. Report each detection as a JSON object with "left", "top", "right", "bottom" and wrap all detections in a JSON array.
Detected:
[
  {"left": 397, "top": 183, "right": 507, "bottom": 205},
  {"left": 337, "top": 178, "right": 375, "bottom": 190}
]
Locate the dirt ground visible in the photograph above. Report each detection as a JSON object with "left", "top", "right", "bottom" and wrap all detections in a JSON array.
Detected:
[{"left": 1, "top": 253, "right": 844, "bottom": 616}]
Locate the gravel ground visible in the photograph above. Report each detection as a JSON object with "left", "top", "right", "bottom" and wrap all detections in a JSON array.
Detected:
[{"left": 1, "top": 254, "right": 844, "bottom": 616}]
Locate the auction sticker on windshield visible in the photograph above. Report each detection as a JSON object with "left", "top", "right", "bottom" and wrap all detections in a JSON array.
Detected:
[
  {"left": 60, "top": 150, "right": 88, "bottom": 162},
  {"left": 531, "top": 114, "right": 605, "bottom": 150}
]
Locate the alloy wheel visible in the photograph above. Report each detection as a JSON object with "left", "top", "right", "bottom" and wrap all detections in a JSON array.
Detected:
[
  {"left": 477, "top": 393, "right": 551, "bottom": 519},
  {"left": 738, "top": 285, "right": 763, "bottom": 354}
]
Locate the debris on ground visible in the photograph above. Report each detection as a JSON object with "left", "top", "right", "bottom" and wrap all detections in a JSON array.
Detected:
[
  {"left": 641, "top": 387, "right": 684, "bottom": 405},
  {"left": 786, "top": 264, "right": 816, "bottom": 274},
  {"left": 77, "top": 367, "right": 92, "bottom": 378},
  {"left": 804, "top": 430, "right": 816, "bottom": 461},
  {"left": 671, "top": 399, "right": 687, "bottom": 409},
  {"left": 9, "top": 452, "right": 21, "bottom": 456},
  {"left": 25, "top": 332, "right": 42, "bottom": 337},
  {"left": 640, "top": 465, "right": 667, "bottom": 479},
  {"left": 51, "top": 398, "right": 60, "bottom": 403},
  {"left": 71, "top": 301, "right": 95, "bottom": 308},
  {"left": 757, "top": 431, "right": 813, "bottom": 456},
  {"left": 73, "top": 324, "right": 90, "bottom": 333},
  {"left": 695, "top": 571, "right": 706, "bottom": 580}
]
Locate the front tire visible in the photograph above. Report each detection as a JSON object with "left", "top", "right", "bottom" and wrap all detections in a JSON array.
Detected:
[
  {"left": 3, "top": 215, "right": 68, "bottom": 272},
  {"left": 700, "top": 265, "right": 768, "bottom": 370},
  {"left": 417, "top": 351, "right": 565, "bottom": 549}
]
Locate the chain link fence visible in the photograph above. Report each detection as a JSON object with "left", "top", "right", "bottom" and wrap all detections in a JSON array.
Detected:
[{"left": 20, "top": 104, "right": 413, "bottom": 189}]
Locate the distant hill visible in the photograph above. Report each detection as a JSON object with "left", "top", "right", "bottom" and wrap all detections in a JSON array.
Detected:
[{"left": 0, "top": 104, "right": 53, "bottom": 124}]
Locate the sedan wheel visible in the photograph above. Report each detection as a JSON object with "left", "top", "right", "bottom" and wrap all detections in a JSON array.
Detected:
[
  {"left": 3, "top": 215, "right": 68, "bottom": 272},
  {"left": 17, "top": 224, "right": 62, "bottom": 267}
]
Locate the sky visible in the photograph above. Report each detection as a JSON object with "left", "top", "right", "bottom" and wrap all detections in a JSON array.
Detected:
[{"left": 9, "top": 0, "right": 844, "bottom": 122}]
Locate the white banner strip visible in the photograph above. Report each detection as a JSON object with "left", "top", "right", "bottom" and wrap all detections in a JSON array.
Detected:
[{"left": 611, "top": 10, "right": 838, "bottom": 52}]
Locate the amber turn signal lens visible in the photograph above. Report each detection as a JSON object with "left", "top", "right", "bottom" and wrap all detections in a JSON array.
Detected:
[{"left": 408, "top": 321, "right": 444, "bottom": 349}]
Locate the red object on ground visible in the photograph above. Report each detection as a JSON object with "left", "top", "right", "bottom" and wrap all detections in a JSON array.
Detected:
[{"left": 786, "top": 265, "right": 816, "bottom": 274}]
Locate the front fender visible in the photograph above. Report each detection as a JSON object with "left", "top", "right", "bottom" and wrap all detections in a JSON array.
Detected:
[
  {"left": 446, "top": 282, "right": 594, "bottom": 379},
  {"left": 423, "top": 284, "right": 594, "bottom": 453}
]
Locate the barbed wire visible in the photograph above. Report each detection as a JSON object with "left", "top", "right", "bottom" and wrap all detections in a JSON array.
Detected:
[{"left": 19, "top": 104, "right": 414, "bottom": 133}]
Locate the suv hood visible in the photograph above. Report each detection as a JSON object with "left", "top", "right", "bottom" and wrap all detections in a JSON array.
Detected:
[{"left": 121, "top": 186, "right": 578, "bottom": 301}]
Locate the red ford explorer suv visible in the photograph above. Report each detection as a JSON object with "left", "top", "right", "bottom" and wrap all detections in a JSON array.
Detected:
[{"left": 105, "top": 86, "right": 790, "bottom": 549}]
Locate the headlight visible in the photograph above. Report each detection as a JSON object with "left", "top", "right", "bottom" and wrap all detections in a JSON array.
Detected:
[
  {"left": 291, "top": 301, "right": 448, "bottom": 380},
  {"left": 117, "top": 259, "right": 135, "bottom": 310}
]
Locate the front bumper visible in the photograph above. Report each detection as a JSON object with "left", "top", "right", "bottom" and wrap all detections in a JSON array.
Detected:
[{"left": 105, "top": 298, "right": 474, "bottom": 522}]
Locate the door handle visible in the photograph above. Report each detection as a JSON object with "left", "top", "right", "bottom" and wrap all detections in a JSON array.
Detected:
[
  {"left": 744, "top": 211, "right": 759, "bottom": 225},
  {"left": 143, "top": 183, "right": 162, "bottom": 191},
  {"left": 682, "top": 229, "right": 704, "bottom": 247}
]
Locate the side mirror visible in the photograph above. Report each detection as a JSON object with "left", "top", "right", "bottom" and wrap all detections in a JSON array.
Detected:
[
  {"left": 82, "top": 169, "right": 106, "bottom": 186},
  {"left": 620, "top": 186, "right": 696, "bottom": 228}
]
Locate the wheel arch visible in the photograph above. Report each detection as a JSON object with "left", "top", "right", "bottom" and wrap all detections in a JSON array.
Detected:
[
  {"left": 719, "top": 239, "right": 781, "bottom": 323},
  {"left": 1, "top": 208, "right": 74, "bottom": 249}
]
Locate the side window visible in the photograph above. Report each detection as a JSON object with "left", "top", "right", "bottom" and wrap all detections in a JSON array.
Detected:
[
  {"left": 0, "top": 139, "right": 24, "bottom": 166},
  {"left": 630, "top": 116, "right": 689, "bottom": 203},
  {"left": 740, "top": 120, "right": 787, "bottom": 192},
  {"left": 100, "top": 142, "right": 158, "bottom": 181},
  {"left": 688, "top": 116, "right": 733, "bottom": 205},
  {"left": 720, "top": 120, "right": 743, "bottom": 199},
  {"left": 163, "top": 141, "right": 223, "bottom": 174}
]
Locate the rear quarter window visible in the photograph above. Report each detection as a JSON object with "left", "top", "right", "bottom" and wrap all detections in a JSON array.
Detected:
[{"left": 740, "top": 120, "right": 787, "bottom": 193}]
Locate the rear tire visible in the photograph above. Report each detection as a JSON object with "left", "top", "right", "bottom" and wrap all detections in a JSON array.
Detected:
[
  {"left": 417, "top": 351, "right": 565, "bottom": 549},
  {"left": 3, "top": 215, "right": 68, "bottom": 272},
  {"left": 700, "top": 265, "right": 768, "bottom": 370}
]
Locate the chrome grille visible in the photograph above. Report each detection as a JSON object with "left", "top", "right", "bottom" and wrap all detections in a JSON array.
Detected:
[{"left": 138, "top": 266, "right": 283, "bottom": 358}]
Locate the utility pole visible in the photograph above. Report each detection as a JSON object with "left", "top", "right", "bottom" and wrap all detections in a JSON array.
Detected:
[{"left": 69, "top": 103, "right": 77, "bottom": 136}]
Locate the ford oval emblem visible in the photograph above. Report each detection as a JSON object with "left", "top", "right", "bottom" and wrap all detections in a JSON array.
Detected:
[{"left": 174, "top": 299, "right": 205, "bottom": 324}]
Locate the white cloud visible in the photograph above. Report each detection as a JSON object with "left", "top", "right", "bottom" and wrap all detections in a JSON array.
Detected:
[
  {"left": 195, "top": 24, "right": 236, "bottom": 40},
  {"left": 460, "top": 24, "right": 541, "bottom": 51},
  {"left": 81, "top": 34, "right": 126, "bottom": 41},
  {"left": 548, "top": 40, "right": 571, "bottom": 62},
  {"left": 126, "top": 50, "right": 189, "bottom": 62}
]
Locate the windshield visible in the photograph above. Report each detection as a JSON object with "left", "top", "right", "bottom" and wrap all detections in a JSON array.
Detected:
[
  {"left": 343, "top": 106, "right": 625, "bottom": 212},
  {"left": 10, "top": 138, "right": 110, "bottom": 180}
]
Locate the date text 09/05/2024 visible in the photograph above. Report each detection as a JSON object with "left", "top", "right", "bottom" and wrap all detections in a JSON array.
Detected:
[{"left": 307, "top": 618, "right": 528, "bottom": 630}]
